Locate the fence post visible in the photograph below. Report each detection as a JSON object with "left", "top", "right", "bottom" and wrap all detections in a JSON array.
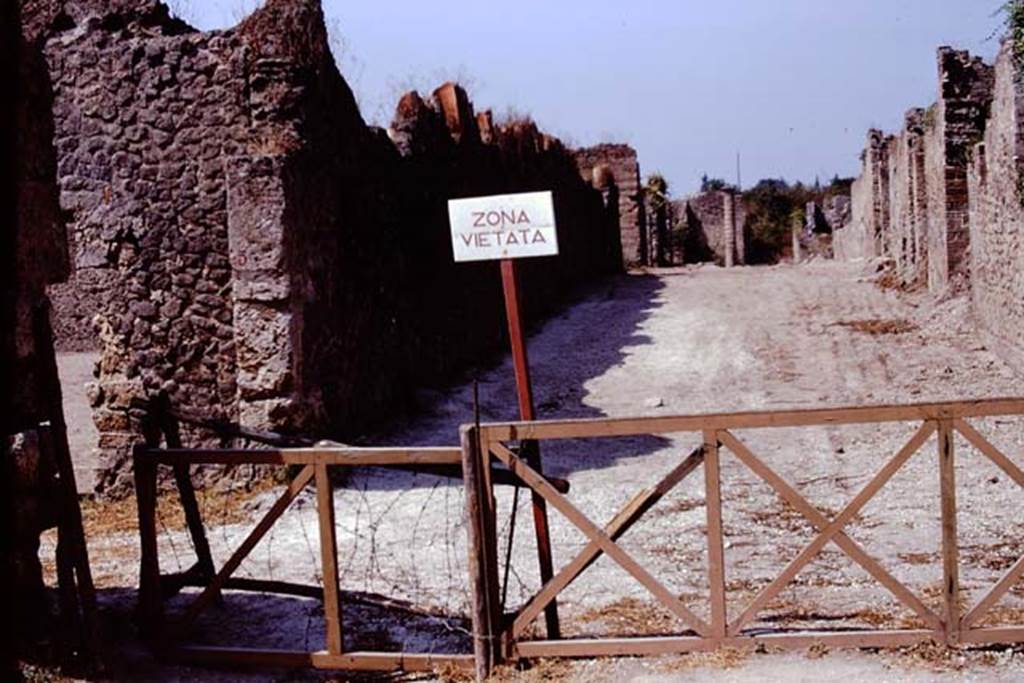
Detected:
[
  {"left": 461, "top": 425, "right": 499, "bottom": 679},
  {"left": 702, "top": 432, "right": 726, "bottom": 640},
  {"left": 937, "top": 418, "right": 960, "bottom": 645},
  {"left": 133, "top": 444, "right": 163, "bottom": 636}
]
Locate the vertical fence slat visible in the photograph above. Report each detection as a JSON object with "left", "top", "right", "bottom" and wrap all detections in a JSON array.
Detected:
[
  {"left": 938, "top": 419, "right": 960, "bottom": 645},
  {"left": 133, "top": 445, "right": 163, "bottom": 636},
  {"left": 315, "top": 463, "right": 343, "bottom": 654},
  {"left": 461, "top": 426, "right": 497, "bottom": 680},
  {"left": 703, "top": 431, "right": 727, "bottom": 640}
]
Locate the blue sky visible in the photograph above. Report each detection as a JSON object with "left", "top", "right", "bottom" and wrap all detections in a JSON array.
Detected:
[{"left": 183, "top": 1, "right": 1006, "bottom": 195}]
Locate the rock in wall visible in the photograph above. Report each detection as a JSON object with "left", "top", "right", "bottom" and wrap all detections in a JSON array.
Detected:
[
  {"left": 968, "top": 42, "right": 1024, "bottom": 371},
  {"left": 29, "top": 0, "right": 623, "bottom": 493},
  {"left": 574, "top": 144, "right": 646, "bottom": 266}
]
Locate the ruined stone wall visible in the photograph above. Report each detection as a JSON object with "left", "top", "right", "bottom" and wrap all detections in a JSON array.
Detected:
[
  {"left": 887, "top": 110, "right": 928, "bottom": 284},
  {"left": 968, "top": 43, "right": 1024, "bottom": 371},
  {"left": 31, "top": 0, "right": 622, "bottom": 492},
  {"left": 676, "top": 190, "right": 747, "bottom": 265},
  {"left": 842, "top": 130, "right": 891, "bottom": 261},
  {"left": 924, "top": 48, "right": 993, "bottom": 292},
  {"left": 31, "top": 0, "right": 250, "bottom": 489},
  {"left": 7, "top": 0, "right": 71, "bottom": 640},
  {"left": 574, "top": 143, "right": 645, "bottom": 266}
]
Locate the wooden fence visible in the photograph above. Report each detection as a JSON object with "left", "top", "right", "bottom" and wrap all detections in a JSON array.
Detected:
[
  {"left": 463, "top": 398, "right": 1024, "bottom": 679},
  {"left": 133, "top": 444, "right": 477, "bottom": 674}
]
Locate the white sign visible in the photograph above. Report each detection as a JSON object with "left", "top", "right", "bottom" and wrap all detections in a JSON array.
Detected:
[{"left": 447, "top": 191, "right": 559, "bottom": 262}]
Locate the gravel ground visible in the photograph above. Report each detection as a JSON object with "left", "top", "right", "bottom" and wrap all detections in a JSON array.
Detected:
[
  {"left": 46, "top": 260, "right": 1024, "bottom": 680},
  {"left": 56, "top": 351, "right": 100, "bottom": 494}
]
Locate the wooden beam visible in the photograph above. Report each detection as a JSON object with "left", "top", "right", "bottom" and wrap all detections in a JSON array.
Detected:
[
  {"left": 461, "top": 426, "right": 497, "bottom": 680},
  {"left": 718, "top": 430, "right": 942, "bottom": 631},
  {"left": 513, "top": 629, "right": 936, "bottom": 658},
  {"left": 938, "top": 419, "right": 960, "bottom": 645},
  {"left": 133, "top": 445, "right": 163, "bottom": 635},
  {"left": 170, "top": 646, "right": 474, "bottom": 672},
  {"left": 703, "top": 431, "right": 727, "bottom": 639},
  {"left": 962, "top": 553, "right": 1024, "bottom": 629},
  {"left": 176, "top": 465, "right": 315, "bottom": 631},
  {"left": 511, "top": 447, "right": 705, "bottom": 638},
  {"left": 490, "top": 443, "right": 711, "bottom": 637},
  {"left": 315, "top": 464, "right": 343, "bottom": 654},
  {"left": 959, "top": 626, "right": 1024, "bottom": 645},
  {"left": 953, "top": 418, "right": 1024, "bottom": 488},
  {"left": 726, "top": 421, "right": 935, "bottom": 634},
  {"left": 144, "top": 447, "right": 464, "bottom": 466},
  {"left": 477, "top": 397, "right": 1024, "bottom": 442}
]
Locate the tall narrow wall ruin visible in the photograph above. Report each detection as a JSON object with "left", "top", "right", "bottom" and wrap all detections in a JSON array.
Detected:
[
  {"left": 925, "top": 48, "right": 993, "bottom": 291},
  {"left": 968, "top": 43, "right": 1024, "bottom": 371},
  {"left": 574, "top": 143, "right": 646, "bottom": 266}
]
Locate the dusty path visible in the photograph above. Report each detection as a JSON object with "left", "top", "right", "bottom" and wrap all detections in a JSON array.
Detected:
[{"left": 61, "top": 260, "right": 1024, "bottom": 680}]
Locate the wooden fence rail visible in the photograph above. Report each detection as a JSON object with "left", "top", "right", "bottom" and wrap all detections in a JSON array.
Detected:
[{"left": 463, "top": 397, "right": 1024, "bottom": 679}]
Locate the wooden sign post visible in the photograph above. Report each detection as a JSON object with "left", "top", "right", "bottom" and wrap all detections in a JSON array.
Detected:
[{"left": 449, "top": 191, "right": 561, "bottom": 638}]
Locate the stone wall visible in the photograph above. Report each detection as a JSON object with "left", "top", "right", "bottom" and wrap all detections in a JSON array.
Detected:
[
  {"left": 675, "top": 190, "right": 747, "bottom": 265},
  {"left": 887, "top": 109, "right": 928, "bottom": 284},
  {"left": 843, "top": 47, "right": 993, "bottom": 295},
  {"left": 968, "top": 43, "right": 1024, "bottom": 371},
  {"left": 7, "top": 0, "right": 71, "bottom": 643},
  {"left": 837, "top": 129, "right": 890, "bottom": 260},
  {"left": 574, "top": 143, "right": 646, "bottom": 266},
  {"left": 924, "top": 48, "right": 993, "bottom": 292},
  {"left": 30, "top": 0, "right": 623, "bottom": 493}
]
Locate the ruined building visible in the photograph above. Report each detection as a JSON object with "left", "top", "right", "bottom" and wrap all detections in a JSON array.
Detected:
[
  {"left": 674, "top": 190, "right": 747, "bottom": 266},
  {"left": 839, "top": 39, "right": 1024, "bottom": 372},
  {"left": 968, "top": 41, "right": 1024, "bottom": 372},
  {"left": 27, "top": 0, "right": 626, "bottom": 493},
  {"left": 574, "top": 143, "right": 646, "bottom": 266},
  {"left": 836, "top": 47, "right": 993, "bottom": 292}
]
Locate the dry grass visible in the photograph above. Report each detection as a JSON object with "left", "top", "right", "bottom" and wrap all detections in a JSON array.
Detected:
[
  {"left": 962, "top": 541, "right": 1023, "bottom": 572},
  {"left": 898, "top": 551, "right": 937, "bottom": 566},
  {"left": 487, "top": 658, "right": 573, "bottom": 682},
  {"left": 833, "top": 318, "right": 920, "bottom": 336},
  {"left": 577, "top": 597, "right": 687, "bottom": 636},
  {"left": 652, "top": 496, "right": 705, "bottom": 516},
  {"left": 888, "top": 641, "right": 999, "bottom": 672},
  {"left": 78, "top": 474, "right": 282, "bottom": 537},
  {"left": 654, "top": 647, "right": 749, "bottom": 672}
]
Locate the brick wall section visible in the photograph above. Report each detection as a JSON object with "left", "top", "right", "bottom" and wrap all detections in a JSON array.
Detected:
[
  {"left": 30, "top": 0, "right": 622, "bottom": 492},
  {"left": 675, "top": 191, "right": 747, "bottom": 265},
  {"left": 924, "top": 48, "right": 993, "bottom": 292},
  {"left": 574, "top": 143, "right": 646, "bottom": 266},
  {"left": 968, "top": 43, "right": 1024, "bottom": 371}
]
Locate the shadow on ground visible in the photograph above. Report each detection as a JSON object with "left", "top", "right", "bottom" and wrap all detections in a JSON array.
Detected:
[{"left": 355, "top": 272, "right": 678, "bottom": 489}]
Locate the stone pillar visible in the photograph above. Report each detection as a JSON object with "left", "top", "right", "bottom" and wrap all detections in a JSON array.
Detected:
[
  {"left": 792, "top": 222, "right": 801, "bottom": 263},
  {"left": 226, "top": 155, "right": 297, "bottom": 431},
  {"left": 722, "top": 191, "right": 736, "bottom": 267}
]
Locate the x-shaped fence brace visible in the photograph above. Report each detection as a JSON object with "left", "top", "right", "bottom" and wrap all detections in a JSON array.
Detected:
[
  {"left": 487, "top": 417, "right": 1024, "bottom": 649},
  {"left": 135, "top": 448, "right": 476, "bottom": 673}
]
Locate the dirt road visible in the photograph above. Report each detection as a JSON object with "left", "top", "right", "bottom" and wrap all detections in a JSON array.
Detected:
[{"left": 63, "top": 260, "right": 1024, "bottom": 680}]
